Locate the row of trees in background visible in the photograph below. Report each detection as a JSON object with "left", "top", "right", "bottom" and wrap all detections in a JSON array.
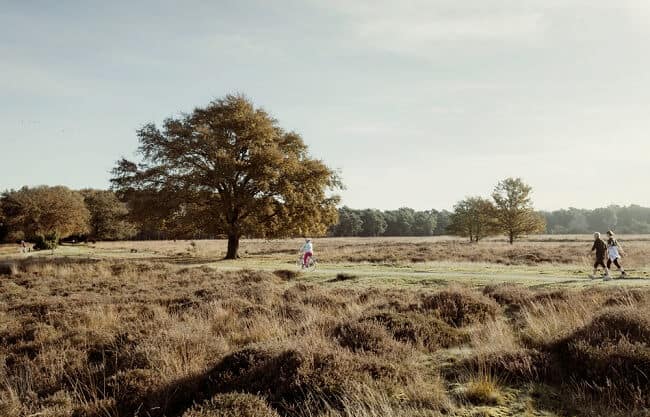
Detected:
[
  {"left": 541, "top": 205, "right": 650, "bottom": 235},
  {"left": 329, "top": 179, "right": 650, "bottom": 242},
  {"left": 330, "top": 178, "right": 546, "bottom": 243},
  {"left": 329, "top": 207, "right": 449, "bottom": 237}
]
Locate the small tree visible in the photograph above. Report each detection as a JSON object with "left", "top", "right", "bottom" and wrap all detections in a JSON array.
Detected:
[
  {"left": 492, "top": 178, "right": 546, "bottom": 244},
  {"left": 1, "top": 186, "right": 90, "bottom": 248},
  {"left": 448, "top": 197, "right": 498, "bottom": 242},
  {"left": 112, "top": 94, "right": 341, "bottom": 259},
  {"left": 81, "top": 189, "right": 137, "bottom": 240}
]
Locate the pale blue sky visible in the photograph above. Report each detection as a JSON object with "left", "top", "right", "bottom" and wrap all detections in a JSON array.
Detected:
[{"left": 2, "top": 0, "right": 649, "bottom": 210}]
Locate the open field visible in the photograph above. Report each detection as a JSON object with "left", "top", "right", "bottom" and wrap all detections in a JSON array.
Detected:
[
  {"left": 2, "top": 236, "right": 650, "bottom": 287},
  {"left": 1, "top": 237, "right": 650, "bottom": 416}
]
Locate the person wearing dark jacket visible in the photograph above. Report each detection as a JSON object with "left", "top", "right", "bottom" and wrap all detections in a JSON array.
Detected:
[{"left": 590, "top": 232, "right": 611, "bottom": 280}]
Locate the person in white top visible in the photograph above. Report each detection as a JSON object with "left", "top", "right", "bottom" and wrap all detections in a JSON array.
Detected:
[
  {"left": 606, "top": 230, "right": 627, "bottom": 278},
  {"left": 300, "top": 239, "right": 314, "bottom": 268}
]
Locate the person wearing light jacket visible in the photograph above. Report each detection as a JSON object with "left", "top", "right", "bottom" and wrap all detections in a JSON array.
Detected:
[
  {"left": 300, "top": 239, "right": 314, "bottom": 268},
  {"left": 606, "top": 230, "right": 627, "bottom": 278}
]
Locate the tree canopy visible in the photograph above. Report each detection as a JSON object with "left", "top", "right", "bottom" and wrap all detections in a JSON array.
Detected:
[
  {"left": 0, "top": 186, "right": 90, "bottom": 247},
  {"left": 448, "top": 197, "right": 498, "bottom": 242},
  {"left": 329, "top": 206, "right": 363, "bottom": 237},
  {"left": 81, "top": 189, "right": 137, "bottom": 241},
  {"left": 492, "top": 178, "right": 546, "bottom": 243},
  {"left": 111, "top": 95, "right": 341, "bottom": 258}
]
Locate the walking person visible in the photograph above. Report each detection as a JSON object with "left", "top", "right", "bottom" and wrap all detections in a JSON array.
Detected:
[
  {"left": 606, "top": 230, "right": 627, "bottom": 278},
  {"left": 590, "top": 232, "right": 611, "bottom": 280}
]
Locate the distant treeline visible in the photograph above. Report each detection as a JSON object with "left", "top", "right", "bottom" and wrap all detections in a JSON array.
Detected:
[
  {"left": 329, "top": 205, "right": 650, "bottom": 237},
  {"left": 329, "top": 207, "right": 450, "bottom": 237},
  {"left": 541, "top": 205, "right": 650, "bottom": 234}
]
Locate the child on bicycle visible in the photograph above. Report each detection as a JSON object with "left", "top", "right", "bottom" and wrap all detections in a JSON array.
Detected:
[
  {"left": 300, "top": 238, "right": 314, "bottom": 268},
  {"left": 606, "top": 230, "right": 627, "bottom": 277}
]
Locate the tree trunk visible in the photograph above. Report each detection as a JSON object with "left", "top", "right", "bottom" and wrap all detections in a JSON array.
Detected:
[
  {"left": 509, "top": 232, "right": 514, "bottom": 244},
  {"left": 225, "top": 233, "right": 240, "bottom": 259}
]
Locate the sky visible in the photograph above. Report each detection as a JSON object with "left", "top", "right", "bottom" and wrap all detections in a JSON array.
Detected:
[{"left": 1, "top": 0, "right": 649, "bottom": 211}]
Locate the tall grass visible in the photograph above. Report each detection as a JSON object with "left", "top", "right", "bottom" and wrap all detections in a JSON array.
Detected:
[{"left": 0, "top": 258, "right": 648, "bottom": 416}]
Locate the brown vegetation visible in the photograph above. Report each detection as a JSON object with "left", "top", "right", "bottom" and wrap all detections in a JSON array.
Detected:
[{"left": 0, "top": 258, "right": 649, "bottom": 416}]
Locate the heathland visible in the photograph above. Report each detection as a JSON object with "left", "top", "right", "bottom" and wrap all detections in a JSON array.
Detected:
[{"left": 1, "top": 236, "right": 649, "bottom": 417}]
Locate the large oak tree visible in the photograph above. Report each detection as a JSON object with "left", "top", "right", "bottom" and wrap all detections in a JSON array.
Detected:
[{"left": 111, "top": 95, "right": 341, "bottom": 259}]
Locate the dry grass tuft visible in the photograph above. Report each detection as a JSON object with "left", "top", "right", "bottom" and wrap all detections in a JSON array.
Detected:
[
  {"left": 0, "top": 261, "right": 18, "bottom": 276},
  {"left": 273, "top": 269, "right": 301, "bottom": 280},
  {"left": 458, "top": 369, "right": 505, "bottom": 406},
  {"left": 332, "top": 273, "right": 356, "bottom": 282},
  {"left": 182, "top": 393, "right": 280, "bottom": 417}
]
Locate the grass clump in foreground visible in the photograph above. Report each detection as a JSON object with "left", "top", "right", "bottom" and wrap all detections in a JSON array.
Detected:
[
  {"left": 0, "top": 257, "right": 649, "bottom": 417},
  {"left": 182, "top": 393, "right": 280, "bottom": 417}
]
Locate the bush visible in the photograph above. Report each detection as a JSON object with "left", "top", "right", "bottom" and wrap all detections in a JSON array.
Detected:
[
  {"left": 0, "top": 262, "right": 18, "bottom": 276},
  {"left": 333, "top": 321, "right": 397, "bottom": 354},
  {"left": 332, "top": 273, "right": 356, "bottom": 282},
  {"left": 554, "top": 308, "right": 650, "bottom": 408},
  {"left": 363, "top": 311, "right": 468, "bottom": 351},
  {"left": 33, "top": 233, "right": 59, "bottom": 250},
  {"left": 273, "top": 269, "right": 300, "bottom": 280},
  {"left": 110, "top": 369, "right": 205, "bottom": 417},
  {"left": 482, "top": 284, "right": 568, "bottom": 309},
  {"left": 421, "top": 290, "right": 498, "bottom": 327},
  {"left": 207, "top": 345, "right": 386, "bottom": 414},
  {"left": 208, "top": 348, "right": 310, "bottom": 410},
  {"left": 182, "top": 393, "right": 279, "bottom": 417},
  {"left": 455, "top": 349, "right": 552, "bottom": 382}
]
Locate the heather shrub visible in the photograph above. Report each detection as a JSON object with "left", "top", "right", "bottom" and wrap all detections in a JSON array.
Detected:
[
  {"left": 362, "top": 311, "right": 468, "bottom": 351},
  {"left": 421, "top": 290, "right": 498, "bottom": 327}
]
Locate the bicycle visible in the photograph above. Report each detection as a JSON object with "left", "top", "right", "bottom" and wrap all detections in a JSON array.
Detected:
[{"left": 296, "top": 253, "right": 317, "bottom": 272}]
